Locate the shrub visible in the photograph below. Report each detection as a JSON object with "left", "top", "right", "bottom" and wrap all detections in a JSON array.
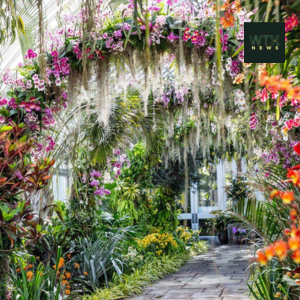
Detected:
[
  {"left": 137, "top": 231, "right": 178, "bottom": 256},
  {"left": 84, "top": 252, "right": 191, "bottom": 300}
]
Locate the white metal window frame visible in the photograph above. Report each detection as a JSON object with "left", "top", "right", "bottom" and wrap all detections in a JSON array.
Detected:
[{"left": 179, "top": 159, "right": 247, "bottom": 229}]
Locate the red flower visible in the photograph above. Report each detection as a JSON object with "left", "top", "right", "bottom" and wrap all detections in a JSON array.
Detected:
[{"left": 294, "top": 142, "right": 300, "bottom": 156}]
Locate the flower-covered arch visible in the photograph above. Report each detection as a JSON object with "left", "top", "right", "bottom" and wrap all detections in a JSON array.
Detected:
[{"left": 1, "top": 0, "right": 254, "bottom": 166}]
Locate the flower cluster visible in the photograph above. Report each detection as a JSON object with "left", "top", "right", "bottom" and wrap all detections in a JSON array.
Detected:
[
  {"left": 81, "top": 149, "right": 130, "bottom": 205},
  {"left": 220, "top": 29, "right": 229, "bottom": 52},
  {"left": 285, "top": 14, "right": 299, "bottom": 33},
  {"left": 232, "top": 227, "right": 247, "bottom": 235},
  {"left": 176, "top": 226, "right": 200, "bottom": 243},
  {"left": 257, "top": 145, "right": 300, "bottom": 267},
  {"left": 137, "top": 232, "right": 177, "bottom": 256},
  {"left": 250, "top": 112, "right": 259, "bottom": 130},
  {"left": 233, "top": 89, "right": 246, "bottom": 110},
  {"left": 261, "top": 140, "right": 300, "bottom": 169},
  {"left": 190, "top": 29, "right": 208, "bottom": 48},
  {"left": 219, "top": 0, "right": 242, "bottom": 29},
  {"left": 226, "top": 58, "right": 240, "bottom": 78}
]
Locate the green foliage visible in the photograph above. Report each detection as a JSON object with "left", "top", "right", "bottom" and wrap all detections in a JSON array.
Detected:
[
  {"left": 212, "top": 163, "right": 294, "bottom": 243},
  {"left": 73, "top": 235, "right": 124, "bottom": 290},
  {"left": 148, "top": 187, "right": 181, "bottom": 231},
  {"left": 0, "top": 1, "right": 26, "bottom": 45},
  {"left": 84, "top": 252, "right": 191, "bottom": 300},
  {"left": 10, "top": 247, "right": 66, "bottom": 300},
  {"left": 226, "top": 177, "right": 249, "bottom": 203},
  {"left": 213, "top": 215, "right": 233, "bottom": 233},
  {"left": 190, "top": 241, "right": 209, "bottom": 256},
  {"left": 25, "top": 217, "right": 71, "bottom": 263},
  {"left": 248, "top": 267, "right": 294, "bottom": 300}
]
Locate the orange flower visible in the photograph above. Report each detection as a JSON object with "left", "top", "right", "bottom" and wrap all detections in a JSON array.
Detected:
[
  {"left": 26, "top": 271, "right": 34, "bottom": 281},
  {"left": 66, "top": 285, "right": 71, "bottom": 289},
  {"left": 67, "top": 254, "right": 72, "bottom": 259},
  {"left": 290, "top": 225, "right": 300, "bottom": 238},
  {"left": 65, "top": 272, "right": 72, "bottom": 279},
  {"left": 53, "top": 265, "right": 56, "bottom": 269},
  {"left": 233, "top": 73, "right": 245, "bottom": 84},
  {"left": 243, "top": 63, "right": 252, "bottom": 68},
  {"left": 16, "top": 268, "right": 21, "bottom": 272},
  {"left": 290, "top": 209, "right": 298, "bottom": 221},
  {"left": 83, "top": 271, "right": 88, "bottom": 276},
  {"left": 270, "top": 190, "right": 281, "bottom": 199},
  {"left": 257, "top": 250, "right": 268, "bottom": 265},
  {"left": 281, "top": 191, "right": 295, "bottom": 204},
  {"left": 220, "top": 12, "right": 235, "bottom": 28},
  {"left": 62, "top": 280, "right": 68, "bottom": 285},
  {"left": 288, "top": 237, "right": 300, "bottom": 251},
  {"left": 274, "top": 240, "right": 288, "bottom": 260},
  {"left": 292, "top": 250, "right": 300, "bottom": 263},
  {"left": 287, "top": 169, "right": 300, "bottom": 187},
  {"left": 65, "top": 289, "right": 71, "bottom": 295},
  {"left": 58, "top": 258, "right": 65, "bottom": 269},
  {"left": 74, "top": 263, "right": 80, "bottom": 269},
  {"left": 27, "top": 264, "right": 33, "bottom": 269},
  {"left": 265, "top": 245, "right": 275, "bottom": 261}
]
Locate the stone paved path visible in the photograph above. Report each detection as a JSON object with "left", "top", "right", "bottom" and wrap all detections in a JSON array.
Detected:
[{"left": 126, "top": 245, "right": 252, "bottom": 300}]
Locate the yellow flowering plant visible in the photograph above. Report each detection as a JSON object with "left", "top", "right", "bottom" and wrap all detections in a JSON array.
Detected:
[
  {"left": 175, "top": 226, "right": 201, "bottom": 245},
  {"left": 137, "top": 231, "right": 178, "bottom": 256}
]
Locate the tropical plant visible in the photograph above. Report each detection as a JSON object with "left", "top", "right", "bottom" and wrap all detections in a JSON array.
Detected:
[
  {"left": 72, "top": 234, "right": 124, "bottom": 290},
  {"left": 213, "top": 215, "right": 233, "bottom": 234},
  {"left": 10, "top": 247, "right": 68, "bottom": 300},
  {"left": 148, "top": 187, "right": 181, "bottom": 231},
  {"left": 0, "top": 0, "right": 26, "bottom": 45},
  {"left": 248, "top": 268, "right": 295, "bottom": 300},
  {"left": 226, "top": 177, "right": 248, "bottom": 203},
  {"left": 84, "top": 252, "right": 191, "bottom": 300},
  {"left": 25, "top": 217, "right": 71, "bottom": 263}
]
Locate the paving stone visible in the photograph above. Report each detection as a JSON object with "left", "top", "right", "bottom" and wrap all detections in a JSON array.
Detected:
[
  {"left": 152, "top": 293, "right": 192, "bottom": 299},
  {"left": 126, "top": 245, "right": 251, "bottom": 300},
  {"left": 166, "top": 289, "right": 205, "bottom": 294},
  {"left": 146, "top": 289, "right": 171, "bottom": 295}
]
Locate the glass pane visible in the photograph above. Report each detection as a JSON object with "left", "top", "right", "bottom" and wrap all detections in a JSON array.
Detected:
[
  {"left": 225, "top": 161, "right": 235, "bottom": 209},
  {"left": 198, "top": 165, "right": 218, "bottom": 212}
]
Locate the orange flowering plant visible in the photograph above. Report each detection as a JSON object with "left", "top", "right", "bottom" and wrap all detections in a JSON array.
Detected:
[
  {"left": 10, "top": 247, "right": 74, "bottom": 299},
  {"left": 257, "top": 143, "right": 300, "bottom": 289}
]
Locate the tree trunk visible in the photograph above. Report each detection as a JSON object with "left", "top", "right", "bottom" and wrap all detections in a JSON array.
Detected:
[{"left": 0, "top": 253, "right": 9, "bottom": 299}]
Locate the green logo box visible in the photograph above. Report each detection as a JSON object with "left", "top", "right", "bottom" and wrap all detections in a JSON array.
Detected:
[{"left": 244, "top": 22, "right": 285, "bottom": 63}]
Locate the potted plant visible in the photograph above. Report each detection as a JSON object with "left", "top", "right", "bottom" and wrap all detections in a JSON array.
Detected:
[
  {"left": 226, "top": 177, "right": 248, "bottom": 206},
  {"left": 215, "top": 216, "right": 231, "bottom": 244},
  {"left": 232, "top": 227, "right": 247, "bottom": 245}
]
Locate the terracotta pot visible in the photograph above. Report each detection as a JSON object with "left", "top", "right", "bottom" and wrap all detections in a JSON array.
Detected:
[{"left": 218, "top": 231, "right": 228, "bottom": 244}]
